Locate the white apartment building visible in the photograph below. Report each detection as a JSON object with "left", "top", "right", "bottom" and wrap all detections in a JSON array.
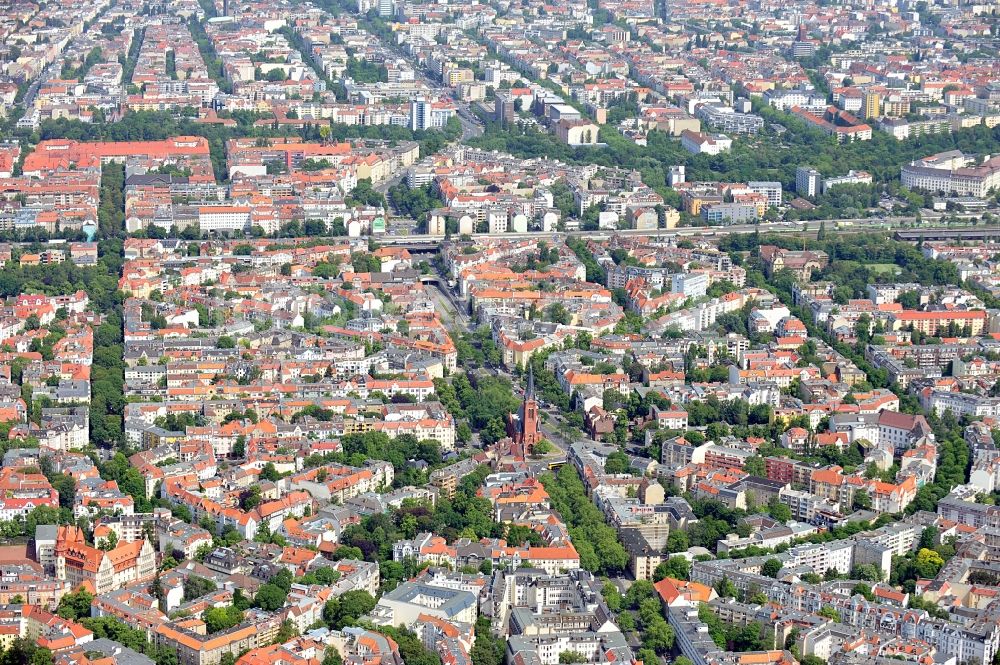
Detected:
[
  {"left": 925, "top": 390, "right": 1000, "bottom": 418},
  {"left": 680, "top": 130, "right": 732, "bottom": 155},
  {"left": 822, "top": 170, "right": 872, "bottom": 193},
  {"left": 901, "top": 151, "right": 1000, "bottom": 198},
  {"left": 197, "top": 206, "right": 251, "bottom": 233},
  {"left": 796, "top": 167, "right": 821, "bottom": 198},
  {"left": 747, "top": 181, "right": 783, "bottom": 207},
  {"left": 785, "top": 540, "right": 854, "bottom": 575}
]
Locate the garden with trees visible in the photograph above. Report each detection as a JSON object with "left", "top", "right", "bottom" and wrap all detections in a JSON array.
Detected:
[{"left": 466, "top": 102, "right": 1000, "bottom": 220}]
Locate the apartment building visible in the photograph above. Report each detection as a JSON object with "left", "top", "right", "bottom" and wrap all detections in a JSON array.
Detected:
[
  {"left": 901, "top": 151, "right": 1000, "bottom": 198},
  {"left": 155, "top": 616, "right": 282, "bottom": 665},
  {"left": 888, "top": 309, "right": 986, "bottom": 336},
  {"left": 796, "top": 167, "right": 821, "bottom": 198}
]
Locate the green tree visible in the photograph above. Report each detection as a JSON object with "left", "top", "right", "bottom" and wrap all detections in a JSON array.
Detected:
[
  {"left": 98, "top": 529, "right": 119, "bottom": 551},
  {"left": 183, "top": 576, "right": 217, "bottom": 601},
  {"left": 253, "top": 584, "right": 287, "bottom": 611},
  {"left": 743, "top": 455, "right": 765, "bottom": 477},
  {"left": 851, "top": 564, "right": 882, "bottom": 582},
  {"left": 624, "top": 579, "right": 656, "bottom": 609},
  {"left": 654, "top": 555, "right": 691, "bottom": 581},
  {"left": 545, "top": 302, "right": 570, "bottom": 325},
  {"left": 767, "top": 497, "right": 792, "bottom": 523},
  {"left": 617, "top": 612, "right": 635, "bottom": 632},
  {"left": 322, "top": 590, "right": 376, "bottom": 629},
  {"left": 666, "top": 529, "right": 689, "bottom": 553},
  {"left": 539, "top": 465, "right": 628, "bottom": 575},
  {"left": 376, "top": 626, "right": 440, "bottom": 665},
  {"left": 532, "top": 439, "right": 553, "bottom": 455},
  {"left": 852, "top": 583, "right": 874, "bottom": 601},
  {"left": 272, "top": 620, "right": 298, "bottom": 645},
  {"left": 762, "top": 558, "right": 783, "bottom": 578},
  {"left": 914, "top": 548, "right": 945, "bottom": 578},
  {"left": 232, "top": 435, "right": 246, "bottom": 458},
  {"left": 203, "top": 605, "right": 244, "bottom": 633},
  {"left": 817, "top": 605, "right": 840, "bottom": 621},
  {"left": 350, "top": 252, "right": 382, "bottom": 274},
  {"left": 57, "top": 589, "right": 94, "bottom": 620},
  {"left": 604, "top": 451, "right": 630, "bottom": 475},
  {"left": 715, "top": 576, "right": 738, "bottom": 598},
  {"left": 470, "top": 617, "right": 503, "bottom": 665},
  {"left": 642, "top": 617, "right": 675, "bottom": 654},
  {"left": 346, "top": 179, "right": 386, "bottom": 209}
]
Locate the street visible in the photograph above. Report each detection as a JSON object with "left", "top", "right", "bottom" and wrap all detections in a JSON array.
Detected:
[
  {"left": 456, "top": 104, "right": 484, "bottom": 140},
  {"left": 375, "top": 170, "right": 407, "bottom": 196},
  {"left": 425, "top": 278, "right": 471, "bottom": 332}
]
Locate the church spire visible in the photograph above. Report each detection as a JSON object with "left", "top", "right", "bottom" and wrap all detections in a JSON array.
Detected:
[{"left": 526, "top": 364, "right": 535, "bottom": 399}]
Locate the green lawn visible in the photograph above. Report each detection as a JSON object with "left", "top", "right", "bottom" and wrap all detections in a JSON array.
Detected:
[{"left": 867, "top": 263, "right": 902, "bottom": 275}]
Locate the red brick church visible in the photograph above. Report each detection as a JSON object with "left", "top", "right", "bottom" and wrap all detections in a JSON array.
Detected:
[{"left": 506, "top": 366, "right": 541, "bottom": 458}]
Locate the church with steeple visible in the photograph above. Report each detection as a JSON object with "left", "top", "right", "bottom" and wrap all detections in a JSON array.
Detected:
[{"left": 506, "top": 365, "right": 542, "bottom": 458}]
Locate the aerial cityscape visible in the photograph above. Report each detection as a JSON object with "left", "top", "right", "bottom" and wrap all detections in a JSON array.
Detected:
[{"left": 0, "top": 0, "right": 998, "bottom": 664}]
